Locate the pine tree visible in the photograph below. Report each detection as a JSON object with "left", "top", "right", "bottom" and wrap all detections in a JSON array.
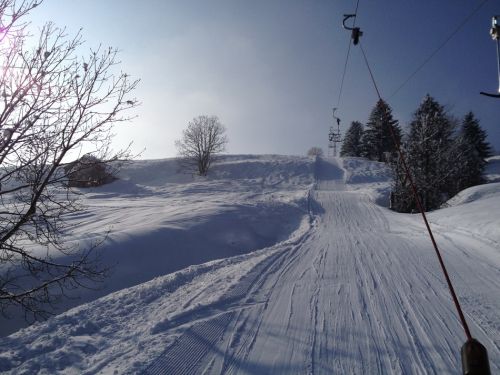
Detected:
[
  {"left": 393, "top": 95, "right": 455, "bottom": 212},
  {"left": 390, "top": 155, "right": 413, "bottom": 212},
  {"left": 340, "top": 121, "right": 364, "bottom": 157},
  {"left": 453, "top": 112, "right": 492, "bottom": 193},
  {"left": 360, "top": 99, "right": 402, "bottom": 162}
]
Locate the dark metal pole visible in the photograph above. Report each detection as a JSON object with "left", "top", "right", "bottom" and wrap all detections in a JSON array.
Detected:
[{"left": 496, "top": 38, "right": 500, "bottom": 93}]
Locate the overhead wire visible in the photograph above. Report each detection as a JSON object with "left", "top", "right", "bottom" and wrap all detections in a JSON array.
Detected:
[
  {"left": 336, "top": 39, "right": 352, "bottom": 108},
  {"left": 389, "top": 0, "right": 491, "bottom": 100},
  {"left": 359, "top": 43, "right": 381, "bottom": 100},
  {"left": 336, "top": 0, "right": 360, "bottom": 108}
]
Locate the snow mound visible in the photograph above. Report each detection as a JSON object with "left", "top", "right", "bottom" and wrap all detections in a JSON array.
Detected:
[
  {"left": 432, "top": 182, "right": 500, "bottom": 245},
  {"left": 210, "top": 155, "right": 314, "bottom": 186},
  {"left": 445, "top": 182, "right": 500, "bottom": 207}
]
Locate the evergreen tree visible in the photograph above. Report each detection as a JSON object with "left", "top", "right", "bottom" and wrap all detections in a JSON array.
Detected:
[
  {"left": 340, "top": 121, "right": 364, "bottom": 157},
  {"left": 393, "top": 95, "right": 455, "bottom": 212},
  {"left": 390, "top": 154, "right": 414, "bottom": 212},
  {"left": 453, "top": 112, "right": 492, "bottom": 193},
  {"left": 360, "top": 99, "right": 402, "bottom": 162}
]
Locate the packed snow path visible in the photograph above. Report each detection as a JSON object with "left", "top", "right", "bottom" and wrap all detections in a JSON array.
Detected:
[{"left": 144, "top": 158, "right": 499, "bottom": 374}]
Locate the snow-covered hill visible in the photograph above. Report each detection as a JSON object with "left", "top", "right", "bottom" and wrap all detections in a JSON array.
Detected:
[
  {"left": 0, "top": 155, "right": 499, "bottom": 374},
  {"left": 0, "top": 155, "right": 315, "bottom": 338}
]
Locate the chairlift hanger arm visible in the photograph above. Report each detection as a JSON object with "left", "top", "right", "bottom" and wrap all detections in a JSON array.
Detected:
[
  {"left": 342, "top": 14, "right": 356, "bottom": 31},
  {"left": 490, "top": 15, "right": 499, "bottom": 40},
  {"left": 342, "top": 14, "right": 363, "bottom": 45},
  {"left": 479, "top": 92, "right": 500, "bottom": 98},
  {"left": 332, "top": 108, "right": 341, "bottom": 127},
  {"left": 481, "top": 15, "right": 500, "bottom": 98},
  {"left": 332, "top": 107, "right": 339, "bottom": 120}
]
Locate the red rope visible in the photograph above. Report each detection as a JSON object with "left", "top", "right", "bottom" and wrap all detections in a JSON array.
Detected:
[{"left": 359, "top": 42, "right": 473, "bottom": 341}]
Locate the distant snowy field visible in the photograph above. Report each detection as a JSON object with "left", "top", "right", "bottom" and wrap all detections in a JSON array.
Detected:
[{"left": 0, "top": 155, "right": 498, "bottom": 374}]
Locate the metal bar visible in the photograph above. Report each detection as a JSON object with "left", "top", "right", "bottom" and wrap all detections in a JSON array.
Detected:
[{"left": 496, "top": 38, "right": 500, "bottom": 93}]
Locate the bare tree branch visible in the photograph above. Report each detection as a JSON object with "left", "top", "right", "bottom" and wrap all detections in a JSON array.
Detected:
[{"left": 0, "top": 0, "right": 139, "bottom": 319}]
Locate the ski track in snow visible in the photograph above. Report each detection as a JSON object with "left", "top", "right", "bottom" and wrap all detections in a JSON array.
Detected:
[
  {"left": 0, "top": 156, "right": 499, "bottom": 374},
  {"left": 139, "top": 158, "right": 499, "bottom": 374}
]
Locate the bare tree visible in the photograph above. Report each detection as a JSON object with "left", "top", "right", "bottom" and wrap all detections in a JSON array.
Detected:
[
  {"left": 0, "top": 0, "right": 139, "bottom": 318},
  {"left": 175, "top": 115, "right": 228, "bottom": 176},
  {"left": 307, "top": 147, "right": 324, "bottom": 157}
]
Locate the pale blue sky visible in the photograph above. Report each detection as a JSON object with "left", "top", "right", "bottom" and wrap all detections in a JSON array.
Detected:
[{"left": 29, "top": 1, "right": 500, "bottom": 158}]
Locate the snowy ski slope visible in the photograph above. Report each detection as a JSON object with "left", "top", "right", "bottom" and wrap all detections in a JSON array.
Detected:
[{"left": 0, "top": 156, "right": 498, "bottom": 374}]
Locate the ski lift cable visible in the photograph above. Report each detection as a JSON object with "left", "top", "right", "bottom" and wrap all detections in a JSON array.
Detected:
[
  {"left": 359, "top": 43, "right": 381, "bottom": 100},
  {"left": 388, "top": 0, "right": 490, "bottom": 100},
  {"left": 336, "top": 39, "right": 352, "bottom": 108},
  {"left": 359, "top": 40, "right": 473, "bottom": 342},
  {"left": 336, "top": 0, "right": 361, "bottom": 108}
]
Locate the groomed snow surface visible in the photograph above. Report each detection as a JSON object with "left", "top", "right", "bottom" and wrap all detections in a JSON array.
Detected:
[{"left": 0, "top": 155, "right": 499, "bottom": 374}]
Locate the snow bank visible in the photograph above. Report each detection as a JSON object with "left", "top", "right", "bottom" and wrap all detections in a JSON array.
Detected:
[
  {"left": 431, "top": 158, "right": 500, "bottom": 246},
  {"left": 431, "top": 182, "right": 500, "bottom": 246},
  {"left": 445, "top": 182, "right": 500, "bottom": 207}
]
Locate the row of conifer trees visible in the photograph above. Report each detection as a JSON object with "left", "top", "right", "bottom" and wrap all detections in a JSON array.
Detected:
[{"left": 340, "top": 95, "right": 492, "bottom": 212}]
